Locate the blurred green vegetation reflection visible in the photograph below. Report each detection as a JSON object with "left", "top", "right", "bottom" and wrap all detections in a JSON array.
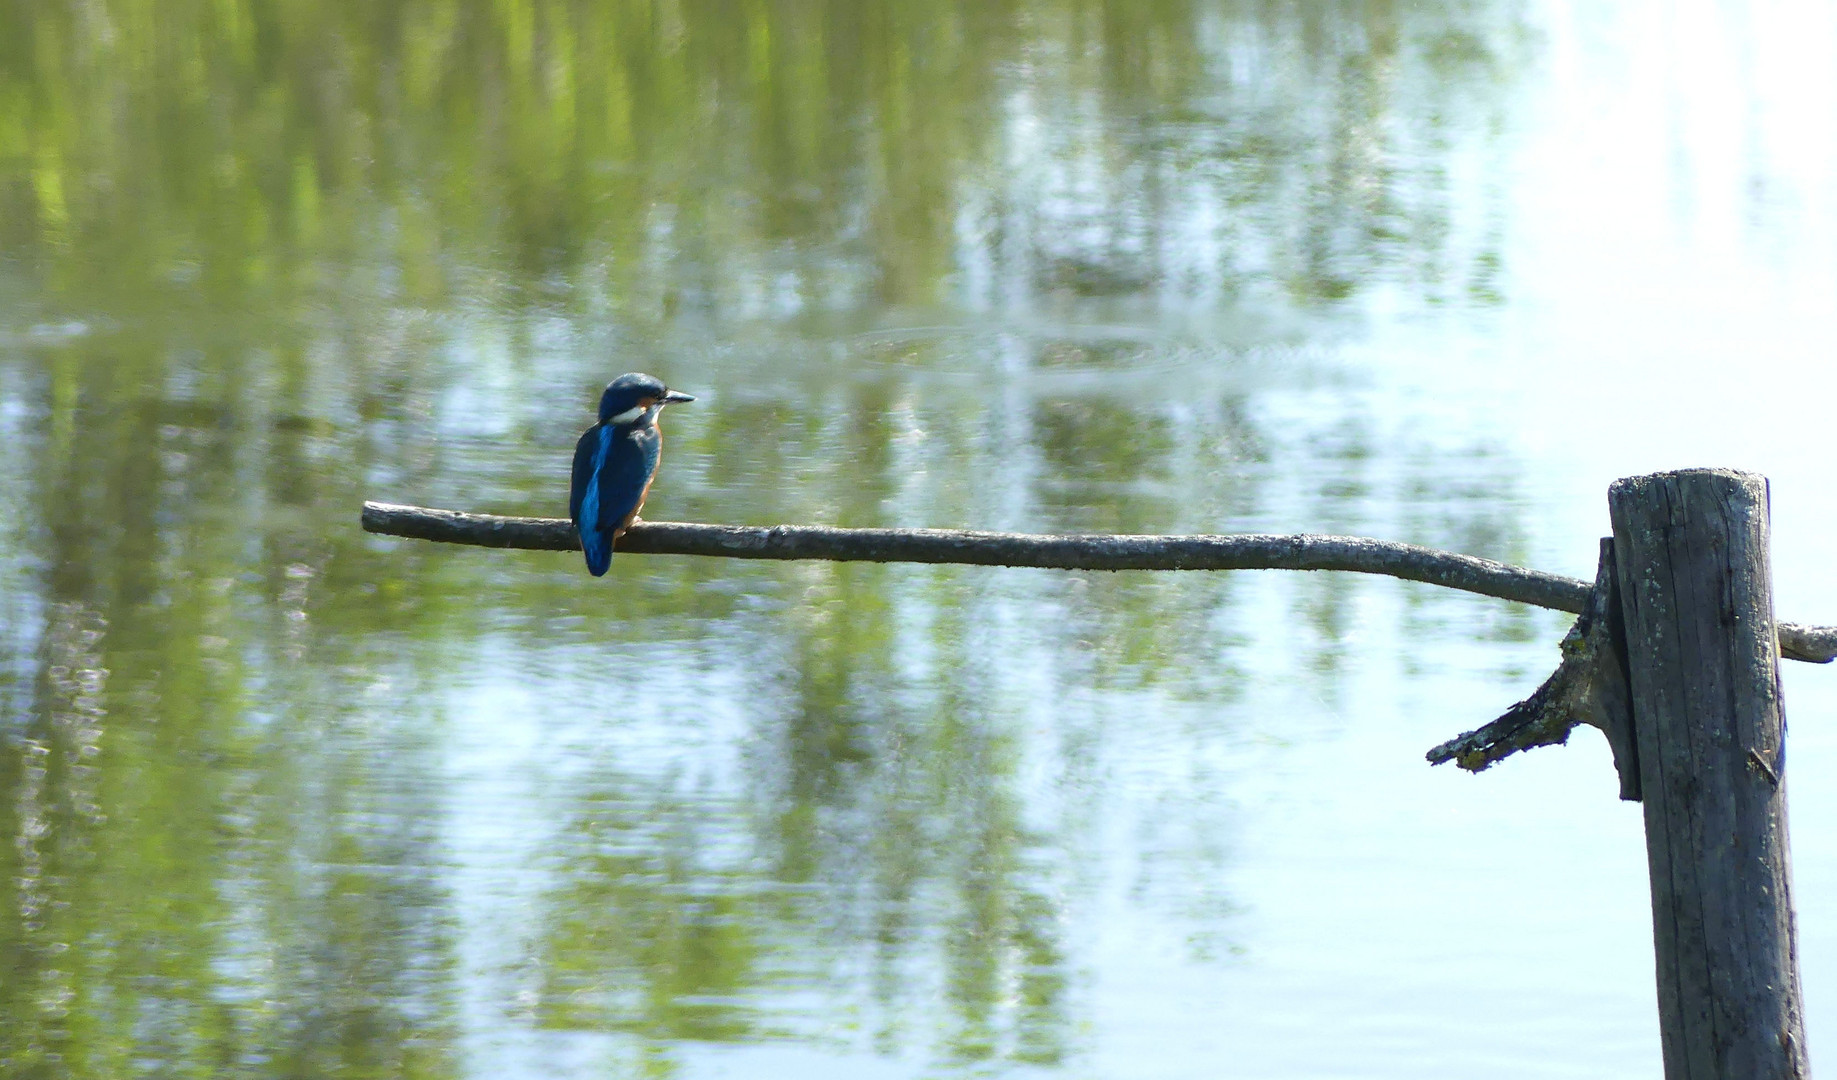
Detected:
[{"left": 1, "top": 0, "right": 1540, "bottom": 1076}]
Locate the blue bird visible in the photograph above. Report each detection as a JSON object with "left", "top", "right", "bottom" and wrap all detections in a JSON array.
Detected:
[{"left": 569, "top": 372, "right": 696, "bottom": 576}]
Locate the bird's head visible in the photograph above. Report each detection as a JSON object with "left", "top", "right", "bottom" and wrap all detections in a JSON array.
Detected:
[{"left": 598, "top": 372, "right": 696, "bottom": 425}]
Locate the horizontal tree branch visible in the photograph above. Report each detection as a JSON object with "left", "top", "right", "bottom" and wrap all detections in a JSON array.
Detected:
[{"left": 359, "top": 501, "right": 1837, "bottom": 664}]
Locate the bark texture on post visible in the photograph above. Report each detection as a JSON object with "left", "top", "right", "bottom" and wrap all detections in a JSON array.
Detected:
[{"left": 1609, "top": 469, "right": 1808, "bottom": 1080}]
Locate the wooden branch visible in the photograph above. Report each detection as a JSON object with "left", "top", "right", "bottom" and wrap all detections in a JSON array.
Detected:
[
  {"left": 1782, "top": 621, "right": 1837, "bottom": 664},
  {"left": 1427, "top": 538, "right": 1640, "bottom": 799},
  {"left": 358, "top": 501, "right": 1837, "bottom": 663},
  {"left": 360, "top": 501, "right": 1589, "bottom": 604}
]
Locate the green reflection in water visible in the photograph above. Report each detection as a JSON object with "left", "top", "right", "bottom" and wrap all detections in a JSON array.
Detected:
[{"left": 1, "top": 0, "right": 1539, "bottom": 1076}]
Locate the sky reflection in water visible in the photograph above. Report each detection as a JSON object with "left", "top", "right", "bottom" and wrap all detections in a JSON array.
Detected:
[{"left": 5, "top": 1, "right": 1837, "bottom": 1077}]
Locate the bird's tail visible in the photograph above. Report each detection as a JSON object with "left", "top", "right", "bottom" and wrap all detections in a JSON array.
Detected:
[{"left": 583, "top": 529, "right": 613, "bottom": 577}]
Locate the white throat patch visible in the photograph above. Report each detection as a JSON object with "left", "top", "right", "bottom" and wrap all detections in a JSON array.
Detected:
[{"left": 608, "top": 404, "right": 647, "bottom": 425}]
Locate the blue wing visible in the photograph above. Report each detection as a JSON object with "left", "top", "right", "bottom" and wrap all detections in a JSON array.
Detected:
[
  {"left": 570, "top": 424, "right": 659, "bottom": 577},
  {"left": 570, "top": 425, "right": 612, "bottom": 575},
  {"left": 570, "top": 425, "right": 598, "bottom": 526}
]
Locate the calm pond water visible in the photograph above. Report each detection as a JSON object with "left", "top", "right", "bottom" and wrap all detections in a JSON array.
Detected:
[{"left": 6, "top": 1, "right": 1837, "bottom": 1077}]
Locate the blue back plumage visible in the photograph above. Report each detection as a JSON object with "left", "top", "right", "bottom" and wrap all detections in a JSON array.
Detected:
[
  {"left": 569, "top": 417, "right": 662, "bottom": 577},
  {"left": 570, "top": 371, "right": 691, "bottom": 578}
]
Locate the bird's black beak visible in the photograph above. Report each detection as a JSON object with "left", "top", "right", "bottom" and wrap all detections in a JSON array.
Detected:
[{"left": 663, "top": 390, "right": 696, "bottom": 404}]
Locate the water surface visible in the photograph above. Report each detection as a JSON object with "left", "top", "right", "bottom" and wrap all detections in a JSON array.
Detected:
[{"left": 6, "top": 1, "right": 1837, "bottom": 1077}]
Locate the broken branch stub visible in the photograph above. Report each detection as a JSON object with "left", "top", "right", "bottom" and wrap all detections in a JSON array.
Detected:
[{"left": 1427, "top": 538, "right": 1640, "bottom": 801}]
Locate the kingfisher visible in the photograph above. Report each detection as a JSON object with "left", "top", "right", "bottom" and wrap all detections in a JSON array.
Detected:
[{"left": 569, "top": 372, "right": 696, "bottom": 576}]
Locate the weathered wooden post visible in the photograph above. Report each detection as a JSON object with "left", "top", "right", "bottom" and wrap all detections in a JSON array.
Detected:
[{"left": 1609, "top": 469, "right": 1809, "bottom": 1079}]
